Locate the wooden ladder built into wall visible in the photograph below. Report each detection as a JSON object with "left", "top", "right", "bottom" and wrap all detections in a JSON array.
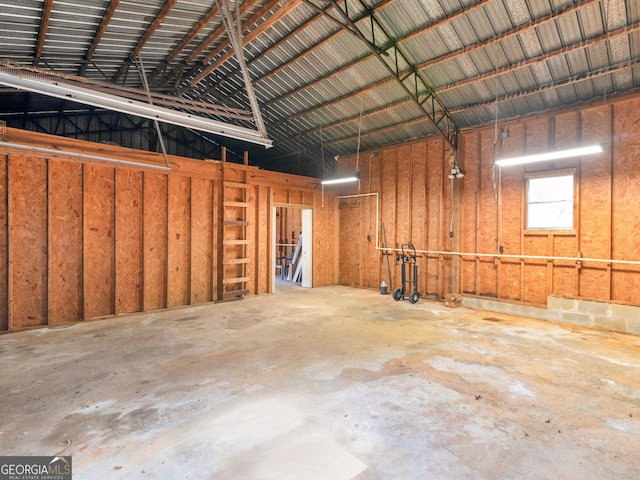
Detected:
[{"left": 219, "top": 149, "right": 250, "bottom": 300}]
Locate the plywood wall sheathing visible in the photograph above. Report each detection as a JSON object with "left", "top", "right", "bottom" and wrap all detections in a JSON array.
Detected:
[
  {"left": 84, "top": 164, "right": 116, "bottom": 319},
  {"left": 0, "top": 155, "right": 8, "bottom": 330},
  {"left": 190, "top": 178, "right": 214, "bottom": 304},
  {"left": 168, "top": 176, "right": 192, "bottom": 307},
  {"left": 10, "top": 155, "right": 48, "bottom": 328},
  {"left": 49, "top": 161, "right": 83, "bottom": 324},
  {"left": 611, "top": 102, "right": 640, "bottom": 302},
  {"left": 337, "top": 93, "right": 640, "bottom": 308},
  {"left": 116, "top": 170, "right": 143, "bottom": 314},
  {"left": 143, "top": 172, "right": 168, "bottom": 311},
  {"left": 0, "top": 127, "right": 337, "bottom": 331}
]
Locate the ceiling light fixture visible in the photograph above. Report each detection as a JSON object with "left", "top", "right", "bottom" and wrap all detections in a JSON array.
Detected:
[
  {"left": 495, "top": 144, "right": 603, "bottom": 167},
  {"left": 448, "top": 164, "right": 464, "bottom": 179},
  {"left": 321, "top": 174, "right": 360, "bottom": 185}
]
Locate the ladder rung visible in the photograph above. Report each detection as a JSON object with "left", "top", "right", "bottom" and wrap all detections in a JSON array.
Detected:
[
  {"left": 224, "top": 258, "right": 249, "bottom": 265},
  {"left": 224, "top": 201, "right": 249, "bottom": 208},
  {"left": 223, "top": 239, "right": 249, "bottom": 246},
  {"left": 223, "top": 276, "right": 250, "bottom": 284},
  {"left": 223, "top": 289, "right": 249, "bottom": 298},
  {"left": 224, "top": 220, "right": 249, "bottom": 227},
  {"left": 224, "top": 182, "right": 249, "bottom": 189}
]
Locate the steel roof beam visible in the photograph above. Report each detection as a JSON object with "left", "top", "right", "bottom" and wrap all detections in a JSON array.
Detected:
[{"left": 300, "top": 0, "right": 458, "bottom": 149}]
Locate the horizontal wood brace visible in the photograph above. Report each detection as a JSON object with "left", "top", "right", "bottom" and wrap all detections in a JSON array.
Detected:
[
  {"left": 223, "top": 239, "right": 249, "bottom": 245},
  {"left": 223, "top": 276, "right": 250, "bottom": 284},
  {"left": 224, "top": 220, "right": 249, "bottom": 226},
  {"left": 224, "top": 181, "right": 249, "bottom": 189},
  {"left": 222, "top": 289, "right": 250, "bottom": 298},
  {"left": 224, "top": 258, "right": 249, "bottom": 265},
  {"left": 224, "top": 201, "right": 249, "bottom": 208}
]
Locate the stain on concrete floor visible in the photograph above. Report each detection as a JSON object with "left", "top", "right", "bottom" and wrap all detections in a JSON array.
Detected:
[{"left": 1, "top": 283, "right": 639, "bottom": 479}]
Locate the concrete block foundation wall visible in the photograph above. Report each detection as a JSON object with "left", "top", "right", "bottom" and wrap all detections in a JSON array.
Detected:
[{"left": 463, "top": 295, "right": 640, "bottom": 336}]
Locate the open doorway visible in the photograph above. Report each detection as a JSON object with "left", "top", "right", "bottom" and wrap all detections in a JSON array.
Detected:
[{"left": 272, "top": 206, "right": 312, "bottom": 291}]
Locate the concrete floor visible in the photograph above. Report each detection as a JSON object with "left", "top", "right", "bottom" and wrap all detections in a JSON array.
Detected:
[{"left": 1, "top": 282, "right": 639, "bottom": 479}]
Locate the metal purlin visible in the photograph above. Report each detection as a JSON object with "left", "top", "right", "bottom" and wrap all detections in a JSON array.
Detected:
[{"left": 301, "top": 0, "right": 459, "bottom": 151}]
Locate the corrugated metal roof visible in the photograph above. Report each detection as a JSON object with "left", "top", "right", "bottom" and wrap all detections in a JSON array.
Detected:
[{"left": 0, "top": 0, "right": 639, "bottom": 174}]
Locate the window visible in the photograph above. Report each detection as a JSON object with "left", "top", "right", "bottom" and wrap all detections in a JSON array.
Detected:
[{"left": 526, "top": 171, "right": 575, "bottom": 231}]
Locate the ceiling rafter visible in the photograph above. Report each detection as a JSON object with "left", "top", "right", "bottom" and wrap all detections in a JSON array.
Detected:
[
  {"left": 289, "top": 16, "right": 639, "bottom": 140},
  {"left": 277, "top": 0, "right": 598, "bottom": 111},
  {"left": 165, "top": 4, "right": 221, "bottom": 64},
  {"left": 35, "top": 0, "right": 54, "bottom": 61},
  {"left": 201, "top": 1, "right": 345, "bottom": 96},
  {"left": 263, "top": 0, "right": 493, "bottom": 107},
  {"left": 298, "top": 0, "right": 458, "bottom": 149},
  {"left": 437, "top": 20, "right": 640, "bottom": 96},
  {"left": 112, "top": 0, "right": 180, "bottom": 82},
  {"left": 274, "top": 0, "right": 603, "bottom": 124},
  {"left": 80, "top": 0, "right": 121, "bottom": 76},
  {"left": 294, "top": 59, "right": 639, "bottom": 152},
  {"left": 188, "top": 0, "right": 287, "bottom": 86}
]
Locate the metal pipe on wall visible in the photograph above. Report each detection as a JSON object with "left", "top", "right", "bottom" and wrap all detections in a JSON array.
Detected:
[{"left": 0, "top": 141, "right": 171, "bottom": 171}]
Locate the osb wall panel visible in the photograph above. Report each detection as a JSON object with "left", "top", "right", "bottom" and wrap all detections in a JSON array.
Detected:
[
  {"left": 246, "top": 184, "right": 257, "bottom": 295},
  {"left": 361, "top": 153, "right": 382, "bottom": 288},
  {"left": 314, "top": 193, "right": 339, "bottom": 287},
  {"left": 522, "top": 236, "right": 547, "bottom": 304},
  {"left": 460, "top": 133, "right": 478, "bottom": 295},
  {"left": 10, "top": 155, "right": 48, "bottom": 328},
  {"left": 410, "top": 143, "right": 427, "bottom": 253},
  {"left": 0, "top": 128, "right": 339, "bottom": 331},
  {"left": 476, "top": 129, "right": 498, "bottom": 297},
  {"left": 338, "top": 202, "right": 361, "bottom": 286},
  {"left": 167, "top": 176, "right": 191, "bottom": 308},
  {"left": 611, "top": 102, "right": 640, "bottom": 302},
  {"left": 190, "top": 178, "right": 214, "bottom": 304},
  {"left": 255, "top": 185, "right": 269, "bottom": 294},
  {"left": 0, "top": 156, "right": 7, "bottom": 331},
  {"left": 336, "top": 138, "right": 452, "bottom": 297},
  {"left": 143, "top": 172, "right": 168, "bottom": 311},
  {"left": 577, "top": 105, "right": 611, "bottom": 300},
  {"left": 425, "top": 141, "right": 443, "bottom": 296},
  {"left": 380, "top": 149, "right": 398, "bottom": 289},
  {"left": 499, "top": 123, "right": 524, "bottom": 301},
  {"left": 395, "top": 145, "right": 411, "bottom": 248},
  {"left": 116, "top": 170, "right": 143, "bottom": 314},
  {"left": 84, "top": 164, "right": 115, "bottom": 319},
  {"left": 49, "top": 161, "right": 83, "bottom": 324}
]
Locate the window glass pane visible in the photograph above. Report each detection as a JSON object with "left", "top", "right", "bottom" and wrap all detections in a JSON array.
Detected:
[{"left": 527, "top": 174, "right": 573, "bottom": 230}]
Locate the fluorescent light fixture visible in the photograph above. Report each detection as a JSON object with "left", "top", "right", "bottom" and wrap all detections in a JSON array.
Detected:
[
  {"left": 0, "top": 69, "right": 272, "bottom": 148},
  {"left": 321, "top": 176, "right": 359, "bottom": 185},
  {"left": 495, "top": 144, "right": 603, "bottom": 167}
]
